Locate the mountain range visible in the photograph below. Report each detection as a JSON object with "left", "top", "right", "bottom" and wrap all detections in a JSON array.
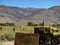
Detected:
[{"left": 0, "top": 5, "right": 60, "bottom": 26}]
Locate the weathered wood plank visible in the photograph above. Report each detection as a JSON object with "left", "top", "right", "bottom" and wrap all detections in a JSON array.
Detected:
[{"left": 14, "top": 33, "right": 39, "bottom": 45}]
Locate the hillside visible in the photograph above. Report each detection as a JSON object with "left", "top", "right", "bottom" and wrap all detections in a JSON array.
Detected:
[
  {"left": 0, "top": 5, "right": 60, "bottom": 26},
  {"left": 18, "top": 6, "right": 60, "bottom": 25},
  {"left": 0, "top": 5, "right": 40, "bottom": 24}
]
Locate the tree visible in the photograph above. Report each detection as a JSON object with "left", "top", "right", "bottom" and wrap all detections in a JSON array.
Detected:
[
  {"left": 6, "top": 23, "right": 15, "bottom": 26},
  {"left": 39, "top": 21, "right": 44, "bottom": 26},
  {"left": 0, "top": 23, "right": 6, "bottom": 26},
  {"left": 52, "top": 24, "right": 60, "bottom": 27},
  {"left": 52, "top": 24, "right": 56, "bottom": 27},
  {"left": 41, "top": 21, "right": 44, "bottom": 26},
  {"left": 0, "top": 23, "right": 15, "bottom": 26},
  {"left": 27, "top": 22, "right": 33, "bottom": 26}
]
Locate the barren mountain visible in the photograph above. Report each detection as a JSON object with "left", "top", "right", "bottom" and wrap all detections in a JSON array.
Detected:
[{"left": 0, "top": 5, "right": 60, "bottom": 26}]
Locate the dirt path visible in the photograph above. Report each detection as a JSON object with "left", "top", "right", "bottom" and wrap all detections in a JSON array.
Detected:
[{"left": 0, "top": 41, "right": 14, "bottom": 45}]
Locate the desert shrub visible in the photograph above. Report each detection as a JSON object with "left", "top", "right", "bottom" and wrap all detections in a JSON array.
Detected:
[{"left": 3, "top": 30, "right": 15, "bottom": 41}]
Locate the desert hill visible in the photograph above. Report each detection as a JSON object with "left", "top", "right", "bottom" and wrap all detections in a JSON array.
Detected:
[{"left": 0, "top": 5, "right": 60, "bottom": 26}]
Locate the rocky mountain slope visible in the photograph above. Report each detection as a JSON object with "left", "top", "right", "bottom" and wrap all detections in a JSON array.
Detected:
[{"left": 0, "top": 5, "right": 60, "bottom": 26}]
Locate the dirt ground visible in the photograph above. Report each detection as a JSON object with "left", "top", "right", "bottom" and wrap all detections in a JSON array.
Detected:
[
  {"left": 0, "top": 41, "right": 60, "bottom": 45},
  {"left": 0, "top": 41, "right": 14, "bottom": 45}
]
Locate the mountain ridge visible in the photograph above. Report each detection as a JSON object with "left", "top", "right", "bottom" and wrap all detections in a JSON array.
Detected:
[{"left": 0, "top": 5, "right": 60, "bottom": 26}]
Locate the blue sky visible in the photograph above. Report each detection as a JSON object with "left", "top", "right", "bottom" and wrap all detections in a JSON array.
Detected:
[{"left": 0, "top": 0, "right": 60, "bottom": 8}]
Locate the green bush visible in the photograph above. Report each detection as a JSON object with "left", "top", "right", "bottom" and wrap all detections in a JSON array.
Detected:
[
  {"left": 27, "top": 22, "right": 33, "bottom": 26},
  {"left": 3, "top": 30, "right": 15, "bottom": 41},
  {"left": 6, "top": 23, "right": 15, "bottom": 26},
  {"left": 0, "top": 23, "right": 15, "bottom": 26},
  {"left": 52, "top": 24, "right": 60, "bottom": 27},
  {"left": 27, "top": 21, "right": 44, "bottom": 26}
]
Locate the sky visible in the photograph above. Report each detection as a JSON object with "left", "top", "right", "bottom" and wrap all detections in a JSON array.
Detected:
[{"left": 0, "top": 0, "right": 60, "bottom": 8}]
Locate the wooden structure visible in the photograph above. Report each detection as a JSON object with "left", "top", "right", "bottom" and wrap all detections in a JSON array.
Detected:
[{"left": 14, "top": 33, "right": 39, "bottom": 45}]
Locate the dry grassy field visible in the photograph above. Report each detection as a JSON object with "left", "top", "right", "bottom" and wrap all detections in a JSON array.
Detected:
[
  {"left": 0, "top": 26, "right": 60, "bottom": 45},
  {"left": 0, "top": 26, "right": 34, "bottom": 45},
  {"left": 0, "top": 26, "right": 34, "bottom": 42}
]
